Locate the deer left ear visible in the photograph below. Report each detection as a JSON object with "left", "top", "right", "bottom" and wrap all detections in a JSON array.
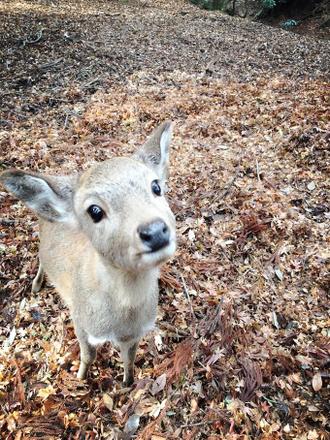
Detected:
[
  {"left": 134, "top": 121, "right": 173, "bottom": 185},
  {"left": 0, "top": 170, "right": 78, "bottom": 224}
]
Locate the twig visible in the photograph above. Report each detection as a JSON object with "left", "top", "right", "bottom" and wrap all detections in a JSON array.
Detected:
[
  {"left": 256, "top": 159, "right": 261, "bottom": 182},
  {"left": 84, "top": 42, "right": 97, "bottom": 50},
  {"left": 38, "top": 58, "right": 63, "bottom": 70},
  {"left": 180, "top": 275, "right": 195, "bottom": 320},
  {"left": 180, "top": 420, "right": 213, "bottom": 428},
  {"left": 63, "top": 113, "right": 69, "bottom": 129},
  {"left": 82, "top": 77, "right": 101, "bottom": 89}
]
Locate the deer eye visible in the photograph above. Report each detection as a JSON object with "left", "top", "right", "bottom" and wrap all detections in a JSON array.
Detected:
[
  {"left": 151, "top": 180, "right": 161, "bottom": 196},
  {"left": 87, "top": 205, "right": 104, "bottom": 223}
]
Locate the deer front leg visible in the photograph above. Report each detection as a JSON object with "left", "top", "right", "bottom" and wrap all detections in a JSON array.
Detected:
[
  {"left": 75, "top": 326, "right": 97, "bottom": 380},
  {"left": 32, "top": 261, "right": 44, "bottom": 293},
  {"left": 119, "top": 340, "right": 139, "bottom": 387}
]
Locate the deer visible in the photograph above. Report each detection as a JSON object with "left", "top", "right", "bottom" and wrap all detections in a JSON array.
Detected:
[{"left": 0, "top": 121, "right": 176, "bottom": 386}]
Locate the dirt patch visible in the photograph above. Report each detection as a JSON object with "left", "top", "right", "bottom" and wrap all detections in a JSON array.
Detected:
[{"left": 0, "top": 0, "right": 329, "bottom": 122}]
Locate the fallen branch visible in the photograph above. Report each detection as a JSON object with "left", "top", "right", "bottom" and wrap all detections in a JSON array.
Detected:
[{"left": 38, "top": 58, "right": 63, "bottom": 70}]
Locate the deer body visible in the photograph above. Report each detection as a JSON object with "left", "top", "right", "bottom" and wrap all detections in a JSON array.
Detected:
[
  {"left": 1, "top": 122, "right": 176, "bottom": 385},
  {"left": 39, "top": 219, "right": 159, "bottom": 339}
]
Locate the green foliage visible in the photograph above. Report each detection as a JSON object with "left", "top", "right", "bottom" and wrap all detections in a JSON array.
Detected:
[
  {"left": 261, "top": 0, "right": 277, "bottom": 8},
  {"left": 190, "top": 0, "right": 211, "bottom": 10},
  {"left": 281, "top": 19, "right": 299, "bottom": 28},
  {"left": 261, "top": 0, "right": 293, "bottom": 9}
]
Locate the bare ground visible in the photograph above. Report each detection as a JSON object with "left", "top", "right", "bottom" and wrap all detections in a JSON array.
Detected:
[{"left": 0, "top": 1, "right": 329, "bottom": 439}]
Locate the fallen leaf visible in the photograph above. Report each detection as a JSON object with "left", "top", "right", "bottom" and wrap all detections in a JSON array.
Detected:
[
  {"left": 283, "top": 424, "right": 291, "bottom": 433},
  {"left": 168, "top": 339, "right": 193, "bottom": 382},
  {"left": 191, "top": 398, "right": 198, "bottom": 413},
  {"left": 124, "top": 414, "right": 140, "bottom": 434},
  {"left": 272, "top": 311, "right": 280, "bottom": 329},
  {"left": 3, "top": 327, "right": 16, "bottom": 350},
  {"left": 151, "top": 373, "right": 167, "bottom": 396},
  {"left": 150, "top": 399, "right": 167, "bottom": 419},
  {"left": 307, "top": 181, "right": 316, "bottom": 191},
  {"left": 37, "top": 385, "right": 56, "bottom": 400},
  {"left": 274, "top": 267, "right": 283, "bottom": 281},
  {"left": 154, "top": 333, "right": 163, "bottom": 351},
  {"left": 188, "top": 229, "right": 195, "bottom": 242},
  {"left": 6, "top": 413, "right": 18, "bottom": 432},
  {"left": 103, "top": 393, "right": 114, "bottom": 411},
  {"left": 308, "top": 429, "right": 319, "bottom": 440},
  {"left": 312, "top": 372, "right": 322, "bottom": 392}
]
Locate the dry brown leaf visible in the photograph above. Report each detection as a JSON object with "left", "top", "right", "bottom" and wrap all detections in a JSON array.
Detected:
[
  {"left": 137, "top": 403, "right": 168, "bottom": 440},
  {"left": 13, "top": 360, "right": 25, "bottom": 405},
  {"left": 168, "top": 339, "right": 193, "bottom": 382}
]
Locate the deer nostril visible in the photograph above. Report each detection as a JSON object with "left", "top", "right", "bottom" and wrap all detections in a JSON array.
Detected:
[{"left": 139, "top": 230, "right": 152, "bottom": 242}]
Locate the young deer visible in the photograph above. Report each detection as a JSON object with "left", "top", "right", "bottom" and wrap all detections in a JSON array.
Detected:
[{"left": 0, "top": 122, "right": 176, "bottom": 385}]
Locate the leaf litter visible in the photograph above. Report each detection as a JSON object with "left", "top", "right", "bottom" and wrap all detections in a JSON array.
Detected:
[{"left": 0, "top": 0, "right": 329, "bottom": 438}]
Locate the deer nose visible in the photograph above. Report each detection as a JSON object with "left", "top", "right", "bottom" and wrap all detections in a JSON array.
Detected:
[{"left": 138, "top": 219, "right": 170, "bottom": 252}]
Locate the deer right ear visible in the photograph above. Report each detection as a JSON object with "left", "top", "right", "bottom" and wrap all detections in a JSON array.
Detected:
[
  {"left": 0, "top": 170, "right": 77, "bottom": 223},
  {"left": 134, "top": 121, "right": 172, "bottom": 186}
]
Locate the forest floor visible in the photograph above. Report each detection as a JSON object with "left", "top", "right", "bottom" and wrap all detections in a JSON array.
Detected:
[{"left": 0, "top": 0, "right": 329, "bottom": 439}]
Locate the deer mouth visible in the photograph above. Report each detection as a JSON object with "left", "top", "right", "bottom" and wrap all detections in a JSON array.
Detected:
[
  {"left": 138, "top": 240, "right": 176, "bottom": 266},
  {"left": 143, "top": 239, "right": 170, "bottom": 254}
]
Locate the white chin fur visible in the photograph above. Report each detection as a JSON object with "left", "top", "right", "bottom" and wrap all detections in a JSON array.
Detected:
[{"left": 137, "top": 240, "right": 176, "bottom": 269}]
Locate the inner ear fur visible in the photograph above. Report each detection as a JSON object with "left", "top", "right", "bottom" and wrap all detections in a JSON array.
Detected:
[{"left": 134, "top": 121, "right": 172, "bottom": 182}]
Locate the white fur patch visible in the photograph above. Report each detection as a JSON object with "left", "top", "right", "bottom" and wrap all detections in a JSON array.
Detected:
[
  {"left": 141, "top": 321, "right": 155, "bottom": 336},
  {"left": 160, "top": 124, "right": 172, "bottom": 159},
  {"left": 87, "top": 321, "right": 155, "bottom": 347},
  {"left": 158, "top": 123, "right": 172, "bottom": 179},
  {"left": 139, "top": 240, "right": 176, "bottom": 268},
  {"left": 87, "top": 333, "right": 112, "bottom": 346}
]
